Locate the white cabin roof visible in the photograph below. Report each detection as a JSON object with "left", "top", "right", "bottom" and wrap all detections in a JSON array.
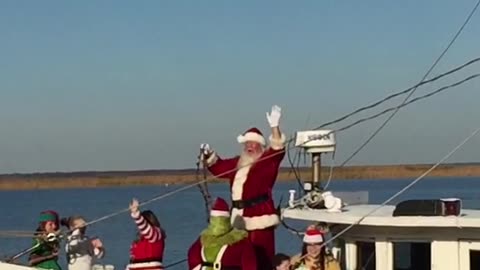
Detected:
[
  {"left": 0, "top": 262, "right": 36, "bottom": 270},
  {"left": 282, "top": 204, "right": 480, "bottom": 228}
]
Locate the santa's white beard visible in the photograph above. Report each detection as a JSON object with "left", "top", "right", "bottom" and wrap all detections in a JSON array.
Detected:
[{"left": 238, "top": 151, "right": 262, "bottom": 168}]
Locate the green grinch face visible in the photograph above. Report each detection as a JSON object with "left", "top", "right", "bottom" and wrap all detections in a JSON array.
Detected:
[{"left": 207, "top": 216, "right": 232, "bottom": 236}]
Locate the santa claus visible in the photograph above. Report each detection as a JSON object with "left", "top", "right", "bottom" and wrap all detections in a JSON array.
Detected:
[
  {"left": 187, "top": 197, "right": 257, "bottom": 270},
  {"left": 200, "top": 105, "right": 286, "bottom": 268}
]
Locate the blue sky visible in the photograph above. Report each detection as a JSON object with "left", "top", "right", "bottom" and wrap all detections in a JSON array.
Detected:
[{"left": 0, "top": 1, "right": 479, "bottom": 173}]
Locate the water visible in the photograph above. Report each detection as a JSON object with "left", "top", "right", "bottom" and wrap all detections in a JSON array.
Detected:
[{"left": 1, "top": 177, "right": 479, "bottom": 269}]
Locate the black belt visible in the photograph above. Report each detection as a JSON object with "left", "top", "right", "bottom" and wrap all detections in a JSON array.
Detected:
[
  {"left": 232, "top": 194, "right": 269, "bottom": 209},
  {"left": 201, "top": 261, "right": 240, "bottom": 270}
]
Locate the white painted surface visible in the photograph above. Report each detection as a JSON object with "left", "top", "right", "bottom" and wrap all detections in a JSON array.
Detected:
[
  {"left": 0, "top": 262, "right": 36, "bottom": 270},
  {"left": 431, "top": 240, "right": 459, "bottom": 270},
  {"left": 344, "top": 240, "right": 357, "bottom": 270},
  {"left": 282, "top": 204, "right": 480, "bottom": 228}
]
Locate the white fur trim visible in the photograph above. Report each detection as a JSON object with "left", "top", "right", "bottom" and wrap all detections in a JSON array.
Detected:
[
  {"left": 206, "top": 152, "right": 218, "bottom": 166},
  {"left": 237, "top": 132, "right": 266, "bottom": 146},
  {"left": 213, "top": 245, "right": 228, "bottom": 269},
  {"left": 231, "top": 165, "right": 250, "bottom": 200},
  {"left": 269, "top": 133, "right": 286, "bottom": 150},
  {"left": 210, "top": 210, "right": 230, "bottom": 217},
  {"left": 201, "top": 246, "right": 206, "bottom": 262},
  {"left": 131, "top": 210, "right": 140, "bottom": 219},
  {"left": 127, "top": 261, "right": 163, "bottom": 269},
  {"left": 197, "top": 246, "right": 207, "bottom": 270},
  {"left": 303, "top": 234, "right": 324, "bottom": 244},
  {"left": 231, "top": 208, "right": 280, "bottom": 230}
]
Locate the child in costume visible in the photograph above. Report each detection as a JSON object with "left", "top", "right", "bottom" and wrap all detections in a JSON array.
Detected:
[
  {"left": 188, "top": 197, "right": 257, "bottom": 270},
  {"left": 127, "top": 198, "right": 166, "bottom": 270},
  {"left": 291, "top": 226, "right": 340, "bottom": 270},
  {"left": 63, "top": 215, "right": 105, "bottom": 270},
  {"left": 28, "top": 210, "right": 62, "bottom": 270}
]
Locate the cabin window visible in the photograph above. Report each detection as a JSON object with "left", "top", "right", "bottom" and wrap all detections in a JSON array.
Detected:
[
  {"left": 393, "top": 241, "right": 430, "bottom": 270},
  {"left": 356, "top": 241, "right": 375, "bottom": 270},
  {"left": 470, "top": 250, "right": 480, "bottom": 269}
]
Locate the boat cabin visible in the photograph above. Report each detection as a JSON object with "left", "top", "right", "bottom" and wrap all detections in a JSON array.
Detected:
[
  {"left": 284, "top": 128, "right": 480, "bottom": 270},
  {"left": 282, "top": 198, "right": 480, "bottom": 270}
]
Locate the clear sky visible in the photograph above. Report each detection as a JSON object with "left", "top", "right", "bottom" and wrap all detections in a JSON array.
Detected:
[{"left": 0, "top": 1, "right": 479, "bottom": 173}]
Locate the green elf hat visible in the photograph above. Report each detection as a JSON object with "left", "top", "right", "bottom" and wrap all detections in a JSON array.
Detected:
[{"left": 39, "top": 210, "right": 59, "bottom": 225}]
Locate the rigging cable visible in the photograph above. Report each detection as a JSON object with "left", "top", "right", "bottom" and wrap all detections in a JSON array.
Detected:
[
  {"left": 340, "top": 0, "right": 480, "bottom": 166},
  {"left": 317, "top": 57, "right": 480, "bottom": 130},
  {"left": 164, "top": 258, "right": 188, "bottom": 269},
  {"left": 286, "top": 139, "right": 304, "bottom": 194},
  {"left": 332, "top": 74, "right": 480, "bottom": 134}
]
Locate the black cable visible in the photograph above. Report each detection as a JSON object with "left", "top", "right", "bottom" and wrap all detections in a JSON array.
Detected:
[{"left": 341, "top": 0, "right": 480, "bottom": 165}]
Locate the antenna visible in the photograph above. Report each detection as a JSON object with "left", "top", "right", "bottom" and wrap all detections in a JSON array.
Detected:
[
  {"left": 294, "top": 129, "right": 336, "bottom": 188},
  {"left": 292, "top": 130, "right": 339, "bottom": 209}
]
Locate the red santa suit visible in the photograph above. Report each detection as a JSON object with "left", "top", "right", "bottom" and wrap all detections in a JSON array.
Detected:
[
  {"left": 205, "top": 127, "right": 286, "bottom": 267},
  {"left": 187, "top": 198, "right": 257, "bottom": 270},
  {"left": 127, "top": 210, "right": 166, "bottom": 270}
]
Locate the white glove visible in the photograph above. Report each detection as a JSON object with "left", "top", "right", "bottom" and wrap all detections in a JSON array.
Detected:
[
  {"left": 199, "top": 143, "right": 212, "bottom": 161},
  {"left": 46, "top": 233, "right": 57, "bottom": 242},
  {"left": 266, "top": 105, "right": 282, "bottom": 127}
]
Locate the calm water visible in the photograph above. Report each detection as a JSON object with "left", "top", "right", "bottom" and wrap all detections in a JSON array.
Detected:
[{"left": 1, "top": 177, "right": 479, "bottom": 269}]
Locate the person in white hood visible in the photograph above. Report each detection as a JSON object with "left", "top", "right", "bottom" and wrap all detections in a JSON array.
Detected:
[{"left": 63, "top": 216, "right": 105, "bottom": 270}]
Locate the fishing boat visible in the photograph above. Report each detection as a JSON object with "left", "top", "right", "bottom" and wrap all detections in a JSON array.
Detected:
[{"left": 281, "top": 129, "right": 480, "bottom": 270}]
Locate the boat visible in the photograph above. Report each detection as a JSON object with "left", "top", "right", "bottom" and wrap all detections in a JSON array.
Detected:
[{"left": 280, "top": 128, "right": 480, "bottom": 270}]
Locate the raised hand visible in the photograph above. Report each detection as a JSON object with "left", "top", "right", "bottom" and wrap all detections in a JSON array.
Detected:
[
  {"left": 266, "top": 105, "right": 282, "bottom": 127},
  {"left": 129, "top": 198, "right": 140, "bottom": 214},
  {"left": 199, "top": 143, "right": 213, "bottom": 161}
]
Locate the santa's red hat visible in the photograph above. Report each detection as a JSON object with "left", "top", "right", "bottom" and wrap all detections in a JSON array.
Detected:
[
  {"left": 210, "top": 197, "right": 230, "bottom": 217},
  {"left": 237, "top": 127, "right": 266, "bottom": 146},
  {"left": 303, "top": 228, "right": 324, "bottom": 244}
]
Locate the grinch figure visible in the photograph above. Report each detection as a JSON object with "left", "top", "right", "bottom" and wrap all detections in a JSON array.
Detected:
[{"left": 188, "top": 197, "right": 257, "bottom": 270}]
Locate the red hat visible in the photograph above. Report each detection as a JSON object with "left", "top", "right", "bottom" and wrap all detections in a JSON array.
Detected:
[
  {"left": 303, "top": 228, "right": 324, "bottom": 244},
  {"left": 210, "top": 198, "right": 230, "bottom": 217},
  {"left": 237, "top": 127, "right": 266, "bottom": 146}
]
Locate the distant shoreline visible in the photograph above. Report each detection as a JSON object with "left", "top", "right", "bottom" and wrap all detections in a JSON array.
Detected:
[{"left": 0, "top": 163, "right": 479, "bottom": 190}]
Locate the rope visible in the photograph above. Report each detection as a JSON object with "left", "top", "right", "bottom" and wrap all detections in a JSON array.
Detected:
[
  {"left": 0, "top": 230, "right": 43, "bottom": 238},
  {"left": 286, "top": 139, "right": 304, "bottom": 193},
  {"left": 196, "top": 149, "right": 212, "bottom": 223},
  {"left": 75, "top": 71, "right": 480, "bottom": 231},
  {"left": 322, "top": 151, "right": 336, "bottom": 191},
  {"left": 163, "top": 258, "right": 187, "bottom": 269},
  {"left": 340, "top": 0, "right": 480, "bottom": 166}
]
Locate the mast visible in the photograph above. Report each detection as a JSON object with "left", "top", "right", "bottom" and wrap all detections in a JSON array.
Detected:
[
  {"left": 295, "top": 130, "right": 335, "bottom": 190},
  {"left": 294, "top": 130, "right": 336, "bottom": 208}
]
